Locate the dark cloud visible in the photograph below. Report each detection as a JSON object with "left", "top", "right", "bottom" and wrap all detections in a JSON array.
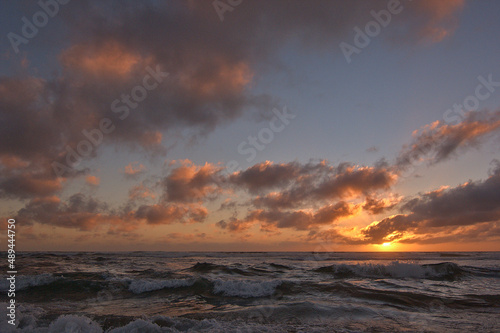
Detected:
[
  {"left": 397, "top": 222, "right": 500, "bottom": 244},
  {"left": 162, "top": 161, "right": 224, "bottom": 203},
  {"left": 128, "top": 183, "right": 156, "bottom": 202},
  {"left": 0, "top": 0, "right": 466, "bottom": 202},
  {"left": 2, "top": 1, "right": 479, "bottom": 247},
  {"left": 362, "top": 164, "right": 500, "bottom": 243},
  {"left": 395, "top": 110, "right": 500, "bottom": 172},
  {"left": 228, "top": 161, "right": 305, "bottom": 194},
  {"left": 134, "top": 203, "right": 208, "bottom": 225},
  {"left": 16, "top": 194, "right": 109, "bottom": 231},
  {"left": 232, "top": 161, "right": 397, "bottom": 209},
  {"left": 218, "top": 201, "right": 359, "bottom": 232},
  {"left": 0, "top": 170, "right": 64, "bottom": 199},
  {"left": 216, "top": 216, "right": 253, "bottom": 233},
  {"left": 362, "top": 196, "right": 400, "bottom": 215}
]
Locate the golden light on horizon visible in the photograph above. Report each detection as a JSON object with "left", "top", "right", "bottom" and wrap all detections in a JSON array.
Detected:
[{"left": 374, "top": 242, "right": 396, "bottom": 251}]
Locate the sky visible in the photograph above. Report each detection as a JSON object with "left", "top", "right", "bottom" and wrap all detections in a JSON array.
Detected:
[{"left": 1, "top": 0, "right": 500, "bottom": 252}]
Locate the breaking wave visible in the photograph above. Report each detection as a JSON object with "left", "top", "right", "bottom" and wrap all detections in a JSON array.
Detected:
[{"left": 314, "top": 261, "right": 467, "bottom": 280}]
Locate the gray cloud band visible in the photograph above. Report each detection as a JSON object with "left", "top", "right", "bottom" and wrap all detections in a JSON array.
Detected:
[{"left": 51, "top": 65, "right": 169, "bottom": 178}]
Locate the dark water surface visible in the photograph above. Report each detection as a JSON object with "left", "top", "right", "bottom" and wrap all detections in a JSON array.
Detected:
[{"left": 1, "top": 252, "right": 499, "bottom": 332}]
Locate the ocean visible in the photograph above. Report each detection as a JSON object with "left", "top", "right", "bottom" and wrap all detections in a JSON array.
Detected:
[{"left": 0, "top": 252, "right": 499, "bottom": 332}]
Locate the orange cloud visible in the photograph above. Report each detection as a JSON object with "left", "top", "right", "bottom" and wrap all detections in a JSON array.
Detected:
[
  {"left": 124, "top": 162, "right": 146, "bottom": 176},
  {"left": 134, "top": 203, "right": 208, "bottom": 225},
  {"left": 362, "top": 195, "right": 401, "bottom": 215},
  {"left": 128, "top": 184, "right": 156, "bottom": 200},
  {"left": 161, "top": 232, "right": 208, "bottom": 242},
  {"left": 16, "top": 194, "right": 108, "bottom": 231},
  {"left": 218, "top": 201, "right": 361, "bottom": 232},
  {"left": 164, "top": 160, "right": 224, "bottom": 202},
  {"left": 396, "top": 111, "right": 500, "bottom": 170},
  {"left": 85, "top": 175, "right": 100, "bottom": 186},
  {"left": 60, "top": 41, "right": 142, "bottom": 77},
  {"left": 178, "top": 60, "right": 252, "bottom": 97},
  {"left": 138, "top": 130, "right": 163, "bottom": 148},
  {"left": 0, "top": 155, "right": 29, "bottom": 169},
  {"left": 362, "top": 164, "right": 500, "bottom": 244},
  {"left": 411, "top": 0, "right": 465, "bottom": 43}
]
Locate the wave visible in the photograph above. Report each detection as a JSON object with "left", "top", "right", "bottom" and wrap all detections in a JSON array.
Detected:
[
  {"left": 128, "top": 278, "right": 195, "bottom": 294},
  {"left": 4, "top": 261, "right": 497, "bottom": 304},
  {"left": 212, "top": 279, "right": 282, "bottom": 298},
  {"left": 0, "top": 312, "right": 281, "bottom": 333},
  {"left": 314, "top": 261, "right": 466, "bottom": 280},
  {"left": 0, "top": 273, "right": 60, "bottom": 292},
  {"left": 269, "top": 263, "right": 291, "bottom": 270},
  {"left": 125, "top": 277, "right": 283, "bottom": 298},
  {"left": 1, "top": 272, "right": 282, "bottom": 299},
  {"left": 188, "top": 262, "right": 256, "bottom": 276},
  {"left": 2, "top": 302, "right": 499, "bottom": 333}
]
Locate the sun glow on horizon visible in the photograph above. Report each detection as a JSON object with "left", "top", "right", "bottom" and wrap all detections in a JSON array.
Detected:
[{"left": 375, "top": 242, "right": 396, "bottom": 251}]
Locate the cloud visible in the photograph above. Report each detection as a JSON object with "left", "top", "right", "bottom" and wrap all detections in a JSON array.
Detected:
[
  {"left": 128, "top": 184, "right": 156, "bottom": 201},
  {"left": 0, "top": 171, "right": 64, "bottom": 199},
  {"left": 0, "top": 1, "right": 477, "bottom": 248},
  {"left": 162, "top": 160, "right": 224, "bottom": 203},
  {"left": 85, "top": 175, "right": 100, "bottom": 186},
  {"left": 404, "top": 0, "right": 465, "bottom": 43},
  {"left": 9, "top": 102, "right": 500, "bottom": 245},
  {"left": 395, "top": 110, "right": 500, "bottom": 171},
  {"left": 216, "top": 216, "right": 254, "bottom": 233},
  {"left": 228, "top": 161, "right": 303, "bottom": 194},
  {"left": 362, "top": 195, "right": 401, "bottom": 215},
  {"left": 0, "top": 0, "right": 467, "bottom": 202},
  {"left": 218, "top": 201, "right": 360, "bottom": 232},
  {"left": 397, "top": 221, "right": 500, "bottom": 244},
  {"left": 12, "top": 160, "right": 221, "bottom": 230},
  {"left": 60, "top": 40, "right": 143, "bottom": 78},
  {"left": 134, "top": 203, "right": 208, "bottom": 225},
  {"left": 362, "top": 164, "right": 500, "bottom": 243},
  {"left": 124, "top": 162, "right": 147, "bottom": 178},
  {"left": 161, "top": 232, "right": 208, "bottom": 242},
  {"left": 230, "top": 161, "right": 397, "bottom": 209},
  {"left": 217, "top": 160, "right": 396, "bottom": 233},
  {"left": 16, "top": 194, "right": 110, "bottom": 231}
]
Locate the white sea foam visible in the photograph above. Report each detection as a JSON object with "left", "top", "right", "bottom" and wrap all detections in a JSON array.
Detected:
[
  {"left": 0, "top": 273, "right": 59, "bottom": 292},
  {"left": 213, "top": 279, "right": 282, "bottom": 298},
  {"left": 128, "top": 278, "right": 195, "bottom": 294},
  {"left": 321, "top": 261, "right": 462, "bottom": 279},
  {"left": 353, "top": 262, "right": 427, "bottom": 278},
  {"left": 0, "top": 309, "right": 275, "bottom": 333},
  {"left": 107, "top": 317, "right": 223, "bottom": 332},
  {"left": 47, "top": 315, "right": 102, "bottom": 333}
]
